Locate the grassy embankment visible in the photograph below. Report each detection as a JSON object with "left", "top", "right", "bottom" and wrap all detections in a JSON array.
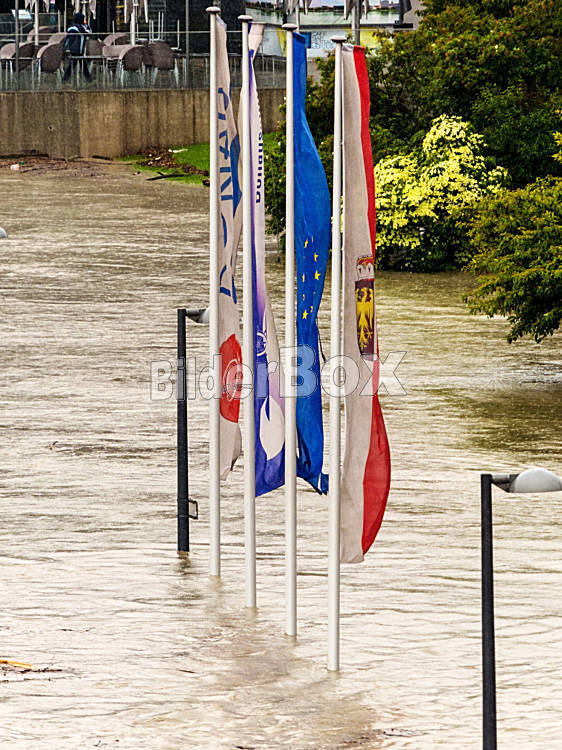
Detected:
[{"left": 123, "top": 133, "right": 278, "bottom": 185}]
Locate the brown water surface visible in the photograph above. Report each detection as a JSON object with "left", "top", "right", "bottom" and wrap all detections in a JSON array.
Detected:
[{"left": 1, "top": 169, "right": 561, "bottom": 749}]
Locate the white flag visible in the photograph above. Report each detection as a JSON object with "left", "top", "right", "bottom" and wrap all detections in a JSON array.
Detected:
[{"left": 217, "top": 18, "right": 243, "bottom": 479}]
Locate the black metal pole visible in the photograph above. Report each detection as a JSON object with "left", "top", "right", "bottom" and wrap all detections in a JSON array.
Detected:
[
  {"left": 177, "top": 308, "right": 189, "bottom": 552},
  {"left": 481, "top": 473, "right": 497, "bottom": 750}
]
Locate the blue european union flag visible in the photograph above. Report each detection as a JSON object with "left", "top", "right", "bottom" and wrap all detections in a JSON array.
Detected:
[{"left": 293, "top": 33, "right": 331, "bottom": 494}]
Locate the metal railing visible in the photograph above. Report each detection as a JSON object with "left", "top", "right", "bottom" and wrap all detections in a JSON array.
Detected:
[{"left": 0, "top": 25, "right": 287, "bottom": 91}]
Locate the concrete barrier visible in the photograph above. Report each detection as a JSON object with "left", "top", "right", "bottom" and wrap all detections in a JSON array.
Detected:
[{"left": 0, "top": 88, "right": 285, "bottom": 159}]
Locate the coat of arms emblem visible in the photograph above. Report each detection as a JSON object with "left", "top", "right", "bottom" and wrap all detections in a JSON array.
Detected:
[{"left": 355, "top": 255, "right": 375, "bottom": 360}]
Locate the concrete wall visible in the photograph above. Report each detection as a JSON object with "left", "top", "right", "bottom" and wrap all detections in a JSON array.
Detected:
[{"left": 0, "top": 88, "right": 285, "bottom": 159}]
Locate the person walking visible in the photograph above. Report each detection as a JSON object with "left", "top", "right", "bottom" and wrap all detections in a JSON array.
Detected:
[{"left": 62, "top": 12, "right": 92, "bottom": 83}]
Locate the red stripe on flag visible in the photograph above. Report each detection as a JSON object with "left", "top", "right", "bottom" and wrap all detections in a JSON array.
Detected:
[
  {"left": 362, "top": 399, "right": 391, "bottom": 554},
  {"left": 353, "top": 47, "right": 391, "bottom": 556},
  {"left": 353, "top": 47, "right": 377, "bottom": 261}
]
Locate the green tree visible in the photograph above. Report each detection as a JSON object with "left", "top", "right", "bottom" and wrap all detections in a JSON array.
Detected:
[
  {"left": 387, "top": 0, "right": 562, "bottom": 185},
  {"left": 464, "top": 176, "right": 562, "bottom": 342},
  {"left": 263, "top": 129, "right": 286, "bottom": 247},
  {"left": 305, "top": 0, "right": 562, "bottom": 185},
  {"left": 374, "top": 116, "right": 507, "bottom": 271}
]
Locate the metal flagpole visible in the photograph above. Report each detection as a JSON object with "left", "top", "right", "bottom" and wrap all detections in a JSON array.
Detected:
[
  {"left": 283, "top": 22, "right": 298, "bottom": 638},
  {"left": 239, "top": 13, "right": 257, "bottom": 609},
  {"left": 353, "top": 2, "right": 360, "bottom": 46},
  {"left": 207, "top": 6, "right": 221, "bottom": 578},
  {"left": 328, "top": 35, "right": 345, "bottom": 672},
  {"left": 295, "top": 2, "right": 300, "bottom": 33}
]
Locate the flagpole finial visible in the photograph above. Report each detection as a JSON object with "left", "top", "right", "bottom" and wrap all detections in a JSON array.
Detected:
[
  {"left": 238, "top": 14, "right": 253, "bottom": 22},
  {"left": 206, "top": 5, "right": 220, "bottom": 13},
  {"left": 282, "top": 23, "right": 298, "bottom": 31},
  {"left": 331, "top": 35, "right": 347, "bottom": 43}
]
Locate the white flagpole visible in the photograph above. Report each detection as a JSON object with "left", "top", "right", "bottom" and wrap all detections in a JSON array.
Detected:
[
  {"left": 283, "top": 22, "right": 298, "bottom": 639},
  {"left": 295, "top": 2, "right": 300, "bottom": 32},
  {"left": 328, "top": 35, "right": 345, "bottom": 672},
  {"left": 239, "top": 13, "right": 257, "bottom": 609},
  {"left": 207, "top": 6, "right": 221, "bottom": 578}
]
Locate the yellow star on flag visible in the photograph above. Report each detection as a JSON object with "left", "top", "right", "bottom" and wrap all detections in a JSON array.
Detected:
[
  {"left": 304, "top": 239, "right": 308, "bottom": 248},
  {"left": 303, "top": 309, "right": 308, "bottom": 320},
  {"left": 315, "top": 270, "right": 320, "bottom": 280},
  {"left": 314, "top": 253, "right": 318, "bottom": 262},
  {"left": 302, "top": 273, "right": 305, "bottom": 282}
]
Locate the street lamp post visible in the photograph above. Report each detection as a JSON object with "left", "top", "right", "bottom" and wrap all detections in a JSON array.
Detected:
[
  {"left": 481, "top": 467, "right": 562, "bottom": 750},
  {"left": 176, "top": 307, "right": 207, "bottom": 552}
]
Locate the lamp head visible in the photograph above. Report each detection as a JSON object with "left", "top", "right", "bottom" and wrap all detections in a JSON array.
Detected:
[
  {"left": 186, "top": 307, "right": 209, "bottom": 325},
  {"left": 492, "top": 467, "right": 562, "bottom": 494}
]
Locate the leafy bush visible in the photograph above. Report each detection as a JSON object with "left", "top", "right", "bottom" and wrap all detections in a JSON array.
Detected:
[
  {"left": 263, "top": 129, "right": 286, "bottom": 248},
  {"left": 464, "top": 176, "right": 562, "bottom": 342},
  {"left": 306, "top": 0, "right": 562, "bottom": 187},
  {"left": 263, "top": 78, "right": 335, "bottom": 250},
  {"left": 374, "top": 115, "right": 508, "bottom": 271},
  {"left": 389, "top": 0, "right": 562, "bottom": 185}
]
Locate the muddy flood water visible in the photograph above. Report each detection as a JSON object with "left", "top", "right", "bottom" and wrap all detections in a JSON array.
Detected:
[{"left": 1, "top": 166, "right": 561, "bottom": 749}]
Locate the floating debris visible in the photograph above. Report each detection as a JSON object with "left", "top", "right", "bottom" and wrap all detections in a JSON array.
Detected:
[
  {"left": 1, "top": 659, "right": 68, "bottom": 682},
  {"left": 0, "top": 659, "right": 33, "bottom": 671}
]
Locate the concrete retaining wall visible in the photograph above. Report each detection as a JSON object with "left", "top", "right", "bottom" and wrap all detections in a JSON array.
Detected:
[{"left": 0, "top": 88, "right": 285, "bottom": 159}]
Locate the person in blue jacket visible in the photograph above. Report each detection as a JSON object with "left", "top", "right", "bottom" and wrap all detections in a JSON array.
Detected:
[{"left": 62, "top": 12, "right": 92, "bottom": 83}]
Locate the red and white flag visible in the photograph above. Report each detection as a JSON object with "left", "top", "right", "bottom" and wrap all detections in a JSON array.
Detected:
[{"left": 340, "top": 45, "right": 391, "bottom": 563}]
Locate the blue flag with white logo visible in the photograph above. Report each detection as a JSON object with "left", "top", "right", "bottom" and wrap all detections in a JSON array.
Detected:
[
  {"left": 294, "top": 33, "right": 331, "bottom": 494},
  {"left": 244, "top": 23, "right": 286, "bottom": 496}
]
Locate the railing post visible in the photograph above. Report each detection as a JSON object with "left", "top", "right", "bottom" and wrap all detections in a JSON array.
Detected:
[{"left": 14, "top": 0, "right": 20, "bottom": 90}]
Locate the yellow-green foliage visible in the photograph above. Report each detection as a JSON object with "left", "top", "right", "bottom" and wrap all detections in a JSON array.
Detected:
[
  {"left": 374, "top": 115, "right": 508, "bottom": 270},
  {"left": 554, "top": 113, "right": 562, "bottom": 165}
]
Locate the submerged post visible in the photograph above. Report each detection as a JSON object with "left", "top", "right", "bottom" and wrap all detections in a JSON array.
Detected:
[
  {"left": 327, "top": 35, "right": 345, "bottom": 672},
  {"left": 239, "top": 12, "right": 257, "bottom": 609},
  {"left": 177, "top": 308, "right": 189, "bottom": 552},
  {"left": 283, "top": 21, "right": 298, "bottom": 639},
  {"left": 207, "top": 5, "right": 222, "bottom": 578}
]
